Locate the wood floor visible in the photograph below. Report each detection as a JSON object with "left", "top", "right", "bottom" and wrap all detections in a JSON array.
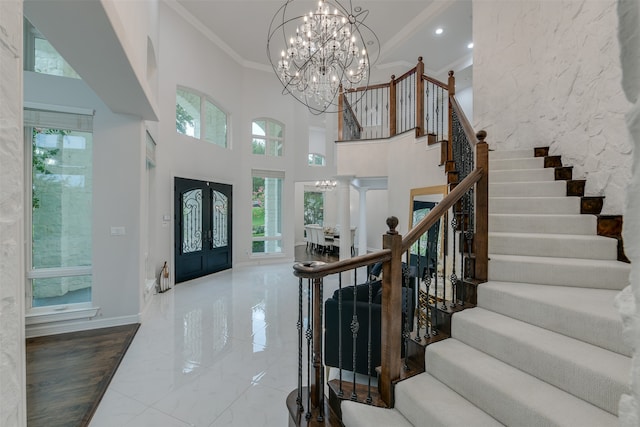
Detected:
[
  {"left": 26, "top": 324, "right": 139, "bottom": 427},
  {"left": 294, "top": 243, "right": 339, "bottom": 264}
]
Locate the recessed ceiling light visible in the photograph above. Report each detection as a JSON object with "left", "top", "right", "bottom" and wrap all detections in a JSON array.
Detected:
[
  {"left": 354, "top": 6, "right": 362, "bottom": 12},
  {"left": 435, "top": 27, "right": 444, "bottom": 35},
  {"left": 467, "top": 42, "right": 474, "bottom": 49}
]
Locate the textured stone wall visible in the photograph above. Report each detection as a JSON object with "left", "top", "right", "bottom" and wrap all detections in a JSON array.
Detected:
[
  {"left": 615, "top": 1, "right": 640, "bottom": 425},
  {"left": 0, "top": 1, "right": 26, "bottom": 425},
  {"left": 474, "top": 0, "right": 632, "bottom": 214}
]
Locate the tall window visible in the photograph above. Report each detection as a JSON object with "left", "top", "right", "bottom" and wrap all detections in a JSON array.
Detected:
[
  {"left": 304, "top": 191, "right": 324, "bottom": 225},
  {"left": 176, "top": 87, "right": 228, "bottom": 148},
  {"left": 24, "top": 108, "right": 93, "bottom": 309},
  {"left": 252, "top": 119, "right": 284, "bottom": 156},
  {"left": 23, "top": 18, "right": 80, "bottom": 79},
  {"left": 252, "top": 170, "right": 284, "bottom": 254}
]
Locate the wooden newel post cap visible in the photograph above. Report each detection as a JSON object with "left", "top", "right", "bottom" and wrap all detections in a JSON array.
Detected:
[
  {"left": 448, "top": 70, "right": 454, "bottom": 77},
  {"left": 418, "top": 56, "right": 423, "bottom": 62},
  {"left": 386, "top": 216, "right": 399, "bottom": 235},
  {"left": 476, "top": 130, "right": 487, "bottom": 143}
]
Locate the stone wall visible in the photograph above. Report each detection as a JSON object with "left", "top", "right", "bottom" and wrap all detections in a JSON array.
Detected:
[
  {"left": 615, "top": 1, "right": 640, "bottom": 425},
  {"left": 0, "top": 0, "right": 26, "bottom": 425},
  {"left": 474, "top": 0, "right": 632, "bottom": 214}
]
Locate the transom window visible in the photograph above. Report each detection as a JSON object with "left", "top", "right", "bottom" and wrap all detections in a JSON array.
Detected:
[
  {"left": 23, "top": 17, "right": 80, "bottom": 79},
  {"left": 176, "top": 87, "right": 228, "bottom": 148},
  {"left": 252, "top": 118, "right": 284, "bottom": 156}
]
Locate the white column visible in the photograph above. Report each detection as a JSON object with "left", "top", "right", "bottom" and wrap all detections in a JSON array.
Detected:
[
  {"left": 336, "top": 177, "right": 351, "bottom": 262},
  {"left": 358, "top": 188, "right": 368, "bottom": 255},
  {"left": 0, "top": 1, "right": 26, "bottom": 425}
]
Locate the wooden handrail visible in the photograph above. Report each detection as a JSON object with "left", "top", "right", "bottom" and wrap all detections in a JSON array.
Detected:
[
  {"left": 395, "top": 66, "right": 417, "bottom": 83},
  {"left": 401, "top": 167, "right": 484, "bottom": 252},
  {"left": 293, "top": 250, "right": 391, "bottom": 279},
  {"left": 450, "top": 95, "right": 479, "bottom": 147},
  {"left": 422, "top": 74, "right": 448, "bottom": 89},
  {"left": 345, "top": 81, "right": 390, "bottom": 93}
]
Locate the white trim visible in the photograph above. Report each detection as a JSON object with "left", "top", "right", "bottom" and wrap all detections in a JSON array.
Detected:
[
  {"left": 23, "top": 101, "right": 94, "bottom": 117},
  {"left": 25, "top": 305, "right": 100, "bottom": 326},
  {"left": 27, "top": 266, "right": 92, "bottom": 279},
  {"left": 25, "top": 314, "right": 140, "bottom": 338}
]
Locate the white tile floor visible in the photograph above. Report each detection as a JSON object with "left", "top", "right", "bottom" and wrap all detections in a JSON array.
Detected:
[{"left": 89, "top": 262, "right": 337, "bottom": 427}]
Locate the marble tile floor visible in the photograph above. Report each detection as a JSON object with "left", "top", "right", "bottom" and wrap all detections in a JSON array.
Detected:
[{"left": 89, "top": 262, "right": 346, "bottom": 427}]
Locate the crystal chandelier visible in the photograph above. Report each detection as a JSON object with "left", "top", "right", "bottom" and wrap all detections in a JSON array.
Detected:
[
  {"left": 267, "top": 0, "right": 379, "bottom": 114},
  {"left": 315, "top": 179, "right": 337, "bottom": 190}
]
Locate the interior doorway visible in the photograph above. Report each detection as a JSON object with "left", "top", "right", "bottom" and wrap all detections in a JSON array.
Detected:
[{"left": 174, "top": 177, "right": 232, "bottom": 283}]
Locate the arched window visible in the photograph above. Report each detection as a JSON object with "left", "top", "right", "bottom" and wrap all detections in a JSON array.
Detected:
[
  {"left": 252, "top": 118, "right": 284, "bottom": 156},
  {"left": 176, "top": 87, "right": 228, "bottom": 148}
]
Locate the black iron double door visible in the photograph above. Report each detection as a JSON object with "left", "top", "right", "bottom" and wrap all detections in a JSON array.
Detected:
[{"left": 175, "top": 177, "right": 232, "bottom": 283}]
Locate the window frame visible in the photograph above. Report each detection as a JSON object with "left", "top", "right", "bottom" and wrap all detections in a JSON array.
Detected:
[
  {"left": 176, "top": 86, "right": 229, "bottom": 149},
  {"left": 251, "top": 169, "right": 285, "bottom": 256},
  {"left": 252, "top": 118, "right": 285, "bottom": 157},
  {"left": 24, "top": 107, "right": 95, "bottom": 316}
]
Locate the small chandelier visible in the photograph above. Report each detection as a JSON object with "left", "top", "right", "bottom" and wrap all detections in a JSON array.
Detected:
[
  {"left": 267, "top": 0, "right": 379, "bottom": 114},
  {"left": 316, "top": 179, "right": 337, "bottom": 190}
]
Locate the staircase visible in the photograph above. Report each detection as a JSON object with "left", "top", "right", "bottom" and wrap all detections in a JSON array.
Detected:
[{"left": 340, "top": 148, "right": 632, "bottom": 426}]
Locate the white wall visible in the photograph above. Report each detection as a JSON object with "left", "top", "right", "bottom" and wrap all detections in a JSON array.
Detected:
[
  {"left": 24, "top": 72, "right": 145, "bottom": 327},
  {"left": 473, "top": 0, "right": 632, "bottom": 214},
  {"left": 0, "top": 0, "right": 26, "bottom": 423}
]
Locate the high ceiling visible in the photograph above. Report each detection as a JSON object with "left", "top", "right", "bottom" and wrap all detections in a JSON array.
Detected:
[{"left": 171, "top": 0, "right": 473, "bottom": 88}]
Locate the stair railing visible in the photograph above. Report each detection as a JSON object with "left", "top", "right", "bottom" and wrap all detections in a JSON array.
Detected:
[
  {"left": 287, "top": 130, "right": 487, "bottom": 425},
  {"left": 338, "top": 57, "right": 453, "bottom": 144}
]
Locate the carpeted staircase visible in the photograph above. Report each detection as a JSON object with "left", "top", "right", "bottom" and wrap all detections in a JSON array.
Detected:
[{"left": 340, "top": 148, "right": 632, "bottom": 426}]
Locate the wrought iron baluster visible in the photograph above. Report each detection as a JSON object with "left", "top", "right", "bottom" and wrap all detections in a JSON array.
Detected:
[
  {"left": 317, "top": 278, "right": 324, "bottom": 423},
  {"left": 305, "top": 277, "right": 312, "bottom": 420},
  {"left": 440, "top": 86, "right": 444, "bottom": 143},
  {"left": 351, "top": 268, "right": 359, "bottom": 401},
  {"left": 297, "top": 277, "right": 303, "bottom": 412},
  {"left": 366, "top": 275, "right": 373, "bottom": 404},
  {"left": 402, "top": 253, "right": 411, "bottom": 371},
  {"left": 450, "top": 212, "right": 458, "bottom": 308},
  {"left": 441, "top": 211, "right": 448, "bottom": 310},
  {"left": 337, "top": 272, "right": 344, "bottom": 397}
]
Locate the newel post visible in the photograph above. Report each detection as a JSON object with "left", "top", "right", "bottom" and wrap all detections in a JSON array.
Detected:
[
  {"left": 415, "top": 57, "right": 425, "bottom": 138},
  {"left": 475, "top": 130, "right": 489, "bottom": 281},
  {"left": 380, "top": 216, "right": 403, "bottom": 406},
  {"left": 447, "top": 70, "right": 456, "bottom": 163},
  {"left": 389, "top": 75, "right": 397, "bottom": 137}
]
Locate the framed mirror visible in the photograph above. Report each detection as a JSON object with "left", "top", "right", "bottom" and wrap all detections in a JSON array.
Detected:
[{"left": 408, "top": 185, "right": 447, "bottom": 280}]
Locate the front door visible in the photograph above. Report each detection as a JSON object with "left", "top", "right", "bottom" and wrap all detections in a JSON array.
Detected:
[{"left": 175, "top": 177, "right": 232, "bottom": 283}]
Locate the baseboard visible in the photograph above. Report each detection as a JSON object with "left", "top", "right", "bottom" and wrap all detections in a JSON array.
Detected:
[{"left": 25, "top": 314, "right": 141, "bottom": 338}]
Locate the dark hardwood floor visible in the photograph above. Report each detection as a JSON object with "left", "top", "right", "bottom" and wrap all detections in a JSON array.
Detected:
[
  {"left": 294, "top": 243, "right": 339, "bottom": 264},
  {"left": 26, "top": 324, "right": 139, "bottom": 427}
]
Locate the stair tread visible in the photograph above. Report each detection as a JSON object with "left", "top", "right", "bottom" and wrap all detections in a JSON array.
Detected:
[
  {"left": 395, "top": 372, "right": 503, "bottom": 427},
  {"left": 341, "top": 401, "right": 413, "bottom": 427},
  {"left": 489, "top": 213, "right": 597, "bottom": 235},
  {"left": 488, "top": 232, "right": 618, "bottom": 260},
  {"left": 489, "top": 253, "right": 630, "bottom": 268},
  {"left": 488, "top": 254, "right": 630, "bottom": 289},
  {"left": 426, "top": 339, "right": 619, "bottom": 426},
  {"left": 452, "top": 308, "right": 630, "bottom": 414},
  {"left": 477, "top": 281, "right": 630, "bottom": 356}
]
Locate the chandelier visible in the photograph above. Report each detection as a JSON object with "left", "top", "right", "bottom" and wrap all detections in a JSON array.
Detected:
[
  {"left": 267, "top": 0, "right": 379, "bottom": 114},
  {"left": 315, "top": 179, "right": 337, "bottom": 190}
]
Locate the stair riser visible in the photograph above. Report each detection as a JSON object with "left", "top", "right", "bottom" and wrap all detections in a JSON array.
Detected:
[
  {"left": 489, "top": 234, "right": 618, "bottom": 260},
  {"left": 477, "top": 282, "right": 631, "bottom": 356},
  {"left": 452, "top": 309, "right": 628, "bottom": 415},
  {"left": 489, "top": 149, "right": 535, "bottom": 160},
  {"left": 490, "top": 158, "right": 544, "bottom": 170},
  {"left": 489, "top": 197, "right": 581, "bottom": 214},
  {"left": 489, "top": 214, "right": 597, "bottom": 235},
  {"left": 489, "top": 181, "right": 566, "bottom": 197},
  {"left": 490, "top": 168, "right": 555, "bottom": 183},
  {"left": 488, "top": 258, "right": 629, "bottom": 289}
]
